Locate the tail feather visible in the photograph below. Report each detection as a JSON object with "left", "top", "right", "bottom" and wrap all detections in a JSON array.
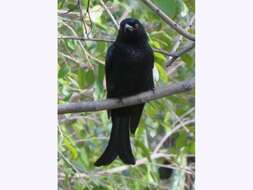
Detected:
[
  {"left": 94, "top": 118, "right": 119, "bottom": 166},
  {"left": 118, "top": 117, "right": 135, "bottom": 165},
  {"left": 95, "top": 113, "right": 136, "bottom": 166},
  {"left": 130, "top": 104, "right": 145, "bottom": 134}
]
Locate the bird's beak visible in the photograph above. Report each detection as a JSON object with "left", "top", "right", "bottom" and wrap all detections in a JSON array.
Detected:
[{"left": 125, "top": 24, "right": 134, "bottom": 32}]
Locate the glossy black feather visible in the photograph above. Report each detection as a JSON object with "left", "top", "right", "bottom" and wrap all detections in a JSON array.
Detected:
[
  {"left": 95, "top": 18, "right": 154, "bottom": 166},
  {"left": 130, "top": 104, "right": 145, "bottom": 134},
  {"left": 94, "top": 116, "right": 118, "bottom": 166},
  {"left": 117, "top": 115, "right": 135, "bottom": 164}
]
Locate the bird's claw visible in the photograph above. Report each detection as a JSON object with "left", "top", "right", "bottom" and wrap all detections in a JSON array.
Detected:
[
  {"left": 152, "top": 87, "right": 155, "bottom": 94},
  {"left": 118, "top": 97, "right": 124, "bottom": 104}
]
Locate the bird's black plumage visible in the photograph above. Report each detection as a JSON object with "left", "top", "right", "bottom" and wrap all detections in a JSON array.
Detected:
[{"left": 95, "top": 18, "right": 154, "bottom": 166}]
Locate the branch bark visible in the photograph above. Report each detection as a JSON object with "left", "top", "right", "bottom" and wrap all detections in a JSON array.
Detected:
[
  {"left": 166, "top": 15, "right": 195, "bottom": 67},
  {"left": 166, "top": 41, "right": 195, "bottom": 67},
  {"left": 141, "top": 0, "right": 195, "bottom": 41},
  {"left": 58, "top": 78, "right": 195, "bottom": 114},
  {"left": 59, "top": 35, "right": 114, "bottom": 43},
  {"left": 58, "top": 36, "right": 192, "bottom": 57}
]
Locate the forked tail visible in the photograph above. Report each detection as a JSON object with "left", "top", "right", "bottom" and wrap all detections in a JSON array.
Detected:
[{"left": 94, "top": 116, "right": 135, "bottom": 166}]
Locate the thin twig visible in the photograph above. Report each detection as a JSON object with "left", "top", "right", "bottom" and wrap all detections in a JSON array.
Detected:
[
  {"left": 85, "top": 0, "right": 93, "bottom": 35},
  {"left": 153, "top": 48, "right": 176, "bottom": 57},
  {"left": 58, "top": 153, "right": 171, "bottom": 180},
  {"left": 94, "top": 153, "right": 171, "bottom": 175},
  {"left": 59, "top": 152, "right": 193, "bottom": 180},
  {"left": 174, "top": 42, "right": 195, "bottom": 57},
  {"left": 59, "top": 52, "right": 89, "bottom": 68},
  {"left": 166, "top": 16, "right": 195, "bottom": 67},
  {"left": 170, "top": 107, "right": 195, "bottom": 134},
  {"left": 58, "top": 78, "right": 195, "bottom": 114},
  {"left": 58, "top": 36, "right": 188, "bottom": 58},
  {"left": 141, "top": 0, "right": 195, "bottom": 41},
  {"left": 59, "top": 35, "right": 114, "bottom": 43},
  {"left": 166, "top": 42, "right": 195, "bottom": 67},
  {"left": 153, "top": 119, "right": 195, "bottom": 154},
  {"left": 100, "top": 0, "right": 119, "bottom": 30},
  {"left": 60, "top": 21, "right": 93, "bottom": 68},
  {"left": 61, "top": 1, "right": 79, "bottom": 15},
  {"left": 59, "top": 151, "right": 89, "bottom": 178},
  {"left": 171, "top": 16, "right": 195, "bottom": 53},
  {"left": 151, "top": 163, "right": 194, "bottom": 175},
  {"left": 77, "top": 0, "right": 89, "bottom": 37}
]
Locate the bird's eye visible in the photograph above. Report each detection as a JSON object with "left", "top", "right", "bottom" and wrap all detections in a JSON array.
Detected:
[{"left": 134, "top": 23, "right": 139, "bottom": 30}]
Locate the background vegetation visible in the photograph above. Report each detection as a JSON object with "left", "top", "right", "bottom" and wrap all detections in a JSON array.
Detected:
[{"left": 58, "top": 0, "right": 195, "bottom": 189}]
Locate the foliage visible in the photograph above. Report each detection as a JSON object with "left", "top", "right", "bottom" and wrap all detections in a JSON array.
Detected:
[{"left": 58, "top": 0, "right": 195, "bottom": 189}]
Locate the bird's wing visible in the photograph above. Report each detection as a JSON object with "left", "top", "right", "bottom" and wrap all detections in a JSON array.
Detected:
[{"left": 105, "top": 45, "right": 115, "bottom": 118}]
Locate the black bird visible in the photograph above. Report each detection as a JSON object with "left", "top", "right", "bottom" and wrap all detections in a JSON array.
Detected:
[{"left": 95, "top": 18, "right": 154, "bottom": 166}]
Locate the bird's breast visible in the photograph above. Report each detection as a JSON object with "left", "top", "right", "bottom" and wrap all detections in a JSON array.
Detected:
[{"left": 110, "top": 43, "right": 153, "bottom": 97}]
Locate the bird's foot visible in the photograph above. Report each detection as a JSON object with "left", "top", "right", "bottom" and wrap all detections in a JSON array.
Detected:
[
  {"left": 151, "top": 87, "right": 155, "bottom": 94},
  {"left": 118, "top": 97, "right": 124, "bottom": 104}
]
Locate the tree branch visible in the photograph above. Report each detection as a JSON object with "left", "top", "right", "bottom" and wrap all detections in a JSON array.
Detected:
[
  {"left": 58, "top": 35, "right": 191, "bottom": 57},
  {"left": 59, "top": 52, "right": 89, "bottom": 69},
  {"left": 58, "top": 152, "right": 193, "bottom": 180},
  {"left": 153, "top": 119, "right": 195, "bottom": 154},
  {"left": 59, "top": 153, "right": 168, "bottom": 180},
  {"left": 166, "top": 15, "right": 195, "bottom": 67},
  {"left": 100, "top": 0, "right": 119, "bottom": 30},
  {"left": 166, "top": 41, "right": 195, "bottom": 67},
  {"left": 58, "top": 35, "right": 114, "bottom": 43},
  {"left": 141, "top": 0, "right": 195, "bottom": 41},
  {"left": 58, "top": 78, "right": 195, "bottom": 114}
]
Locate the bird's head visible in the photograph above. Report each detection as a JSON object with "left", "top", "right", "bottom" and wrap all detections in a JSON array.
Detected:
[{"left": 117, "top": 18, "right": 148, "bottom": 44}]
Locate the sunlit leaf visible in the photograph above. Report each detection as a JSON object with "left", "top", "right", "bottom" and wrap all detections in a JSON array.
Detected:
[
  {"left": 153, "top": 0, "right": 179, "bottom": 19},
  {"left": 63, "top": 138, "right": 78, "bottom": 160}
]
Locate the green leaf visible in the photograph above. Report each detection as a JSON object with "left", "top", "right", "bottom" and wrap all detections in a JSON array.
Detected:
[
  {"left": 175, "top": 131, "right": 187, "bottom": 150},
  {"left": 63, "top": 138, "right": 78, "bottom": 160},
  {"left": 66, "top": 40, "right": 76, "bottom": 51},
  {"left": 78, "top": 68, "right": 85, "bottom": 89},
  {"left": 78, "top": 68, "right": 95, "bottom": 89},
  {"left": 58, "top": 64, "right": 69, "bottom": 78},
  {"left": 94, "top": 64, "right": 105, "bottom": 99},
  {"left": 150, "top": 40, "right": 161, "bottom": 49},
  {"left": 135, "top": 139, "right": 151, "bottom": 158},
  {"left": 155, "top": 63, "right": 169, "bottom": 82},
  {"left": 178, "top": 1, "right": 189, "bottom": 17},
  {"left": 154, "top": 52, "right": 166, "bottom": 66},
  {"left": 85, "top": 69, "right": 95, "bottom": 85},
  {"left": 153, "top": 0, "right": 179, "bottom": 19},
  {"left": 67, "top": 3, "right": 77, "bottom": 11},
  {"left": 181, "top": 53, "right": 194, "bottom": 65},
  {"left": 81, "top": 0, "right": 89, "bottom": 8},
  {"left": 153, "top": 32, "right": 172, "bottom": 48},
  {"left": 184, "top": 0, "right": 195, "bottom": 12},
  {"left": 58, "top": 0, "right": 65, "bottom": 9}
]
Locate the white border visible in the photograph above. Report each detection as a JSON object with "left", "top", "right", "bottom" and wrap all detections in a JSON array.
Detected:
[
  {"left": 0, "top": 1, "right": 57, "bottom": 189},
  {"left": 197, "top": 0, "right": 253, "bottom": 189}
]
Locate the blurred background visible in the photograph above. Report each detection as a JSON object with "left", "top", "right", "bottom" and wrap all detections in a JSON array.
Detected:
[{"left": 58, "top": 0, "right": 195, "bottom": 189}]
